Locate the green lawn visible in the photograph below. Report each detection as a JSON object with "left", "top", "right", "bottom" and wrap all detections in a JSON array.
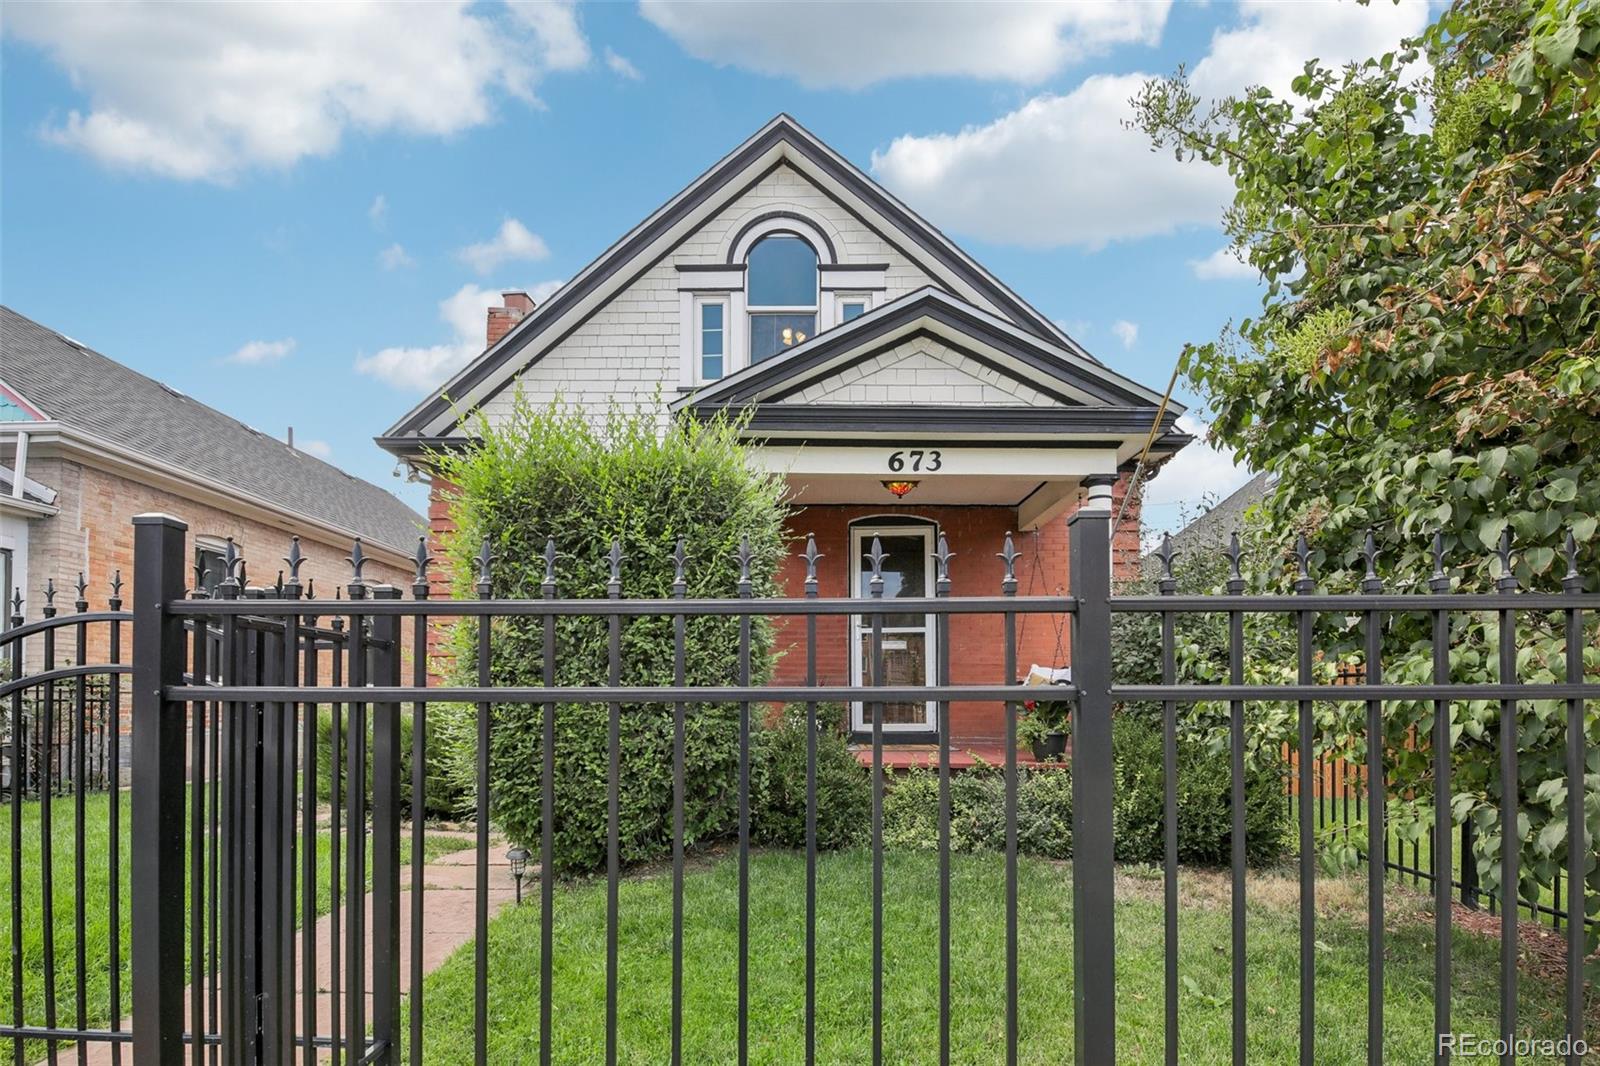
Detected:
[
  {"left": 0, "top": 789, "right": 469, "bottom": 1060},
  {"left": 414, "top": 849, "right": 1593, "bottom": 1065}
]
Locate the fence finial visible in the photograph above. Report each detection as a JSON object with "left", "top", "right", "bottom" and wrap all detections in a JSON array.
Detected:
[
  {"left": 1562, "top": 529, "right": 1582, "bottom": 592},
  {"left": 284, "top": 536, "right": 307, "bottom": 586},
  {"left": 1293, "top": 534, "right": 1314, "bottom": 594},
  {"left": 42, "top": 577, "right": 56, "bottom": 617},
  {"left": 1156, "top": 532, "right": 1178, "bottom": 594},
  {"left": 997, "top": 532, "right": 1019, "bottom": 594},
  {"left": 1361, "top": 530, "right": 1383, "bottom": 593},
  {"left": 305, "top": 578, "right": 315, "bottom": 600},
  {"left": 1495, "top": 528, "right": 1518, "bottom": 591},
  {"left": 109, "top": 570, "right": 123, "bottom": 608},
  {"left": 867, "top": 536, "right": 887, "bottom": 595},
  {"left": 934, "top": 533, "right": 954, "bottom": 593},
  {"left": 75, "top": 572, "right": 89, "bottom": 612},
  {"left": 476, "top": 536, "right": 495, "bottom": 593},
  {"left": 192, "top": 556, "right": 207, "bottom": 597},
  {"left": 9, "top": 587, "right": 21, "bottom": 624},
  {"left": 672, "top": 538, "right": 687, "bottom": 594},
  {"left": 1429, "top": 532, "right": 1451, "bottom": 593},
  {"left": 542, "top": 538, "right": 559, "bottom": 594},
  {"left": 735, "top": 535, "right": 753, "bottom": 595},
  {"left": 607, "top": 538, "right": 625, "bottom": 595},
  {"left": 1226, "top": 532, "right": 1245, "bottom": 593},
  {"left": 221, "top": 537, "right": 241, "bottom": 595},
  {"left": 803, "top": 533, "right": 822, "bottom": 595},
  {"left": 412, "top": 535, "right": 431, "bottom": 592},
  {"left": 275, "top": 571, "right": 285, "bottom": 597},
  {"left": 347, "top": 537, "right": 368, "bottom": 585}
]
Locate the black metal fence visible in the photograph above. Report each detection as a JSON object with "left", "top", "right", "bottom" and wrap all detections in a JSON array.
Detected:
[
  {"left": 2, "top": 573, "right": 130, "bottom": 1062},
  {"left": 2, "top": 506, "right": 1595, "bottom": 1065}
]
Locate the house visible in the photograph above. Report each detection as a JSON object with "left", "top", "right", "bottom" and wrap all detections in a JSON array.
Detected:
[
  {"left": 1, "top": 305, "right": 423, "bottom": 671},
  {"left": 378, "top": 115, "right": 1189, "bottom": 755}
]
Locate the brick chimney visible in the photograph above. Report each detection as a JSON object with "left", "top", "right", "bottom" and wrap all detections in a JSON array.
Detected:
[{"left": 486, "top": 290, "right": 534, "bottom": 347}]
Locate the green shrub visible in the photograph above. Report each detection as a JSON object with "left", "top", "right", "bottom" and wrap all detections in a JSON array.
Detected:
[
  {"left": 312, "top": 705, "right": 461, "bottom": 817},
  {"left": 1112, "top": 712, "right": 1288, "bottom": 867},
  {"left": 750, "top": 703, "right": 868, "bottom": 850},
  {"left": 427, "top": 396, "right": 789, "bottom": 874},
  {"left": 882, "top": 762, "right": 1068, "bottom": 858}
]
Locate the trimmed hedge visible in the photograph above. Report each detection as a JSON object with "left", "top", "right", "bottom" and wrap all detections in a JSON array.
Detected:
[
  {"left": 427, "top": 397, "right": 789, "bottom": 874},
  {"left": 749, "top": 703, "right": 868, "bottom": 850}
]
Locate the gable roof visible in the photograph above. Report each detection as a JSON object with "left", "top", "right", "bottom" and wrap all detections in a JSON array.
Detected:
[
  {"left": 677, "top": 287, "right": 1177, "bottom": 414},
  {"left": 381, "top": 113, "right": 1098, "bottom": 444},
  {"left": 2, "top": 306, "right": 422, "bottom": 555}
]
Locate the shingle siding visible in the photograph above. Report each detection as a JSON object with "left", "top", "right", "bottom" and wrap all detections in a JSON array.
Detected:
[
  {"left": 785, "top": 338, "right": 1058, "bottom": 408},
  {"left": 476, "top": 164, "right": 939, "bottom": 427}
]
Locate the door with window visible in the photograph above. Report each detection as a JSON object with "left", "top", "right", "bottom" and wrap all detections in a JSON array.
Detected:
[{"left": 849, "top": 524, "right": 937, "bottom": 736}]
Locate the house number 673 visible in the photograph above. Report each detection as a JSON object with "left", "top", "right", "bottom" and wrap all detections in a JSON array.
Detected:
[{"left": 887, "top": 450, "right": 942, "bottom": 472}]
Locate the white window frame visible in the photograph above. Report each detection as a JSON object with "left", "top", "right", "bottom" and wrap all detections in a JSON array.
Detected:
[
  {"left": 835, "top": 292, "right": 872, "bottom": 326},
  {"left": 692, "top": 295, "right": 731, "bottom": 384},
  {"left": 848, "top": 523, "right": 938, "bottom": 734}
]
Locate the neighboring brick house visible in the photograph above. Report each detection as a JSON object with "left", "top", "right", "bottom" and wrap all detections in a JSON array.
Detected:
[
  {"left": 379, "top": 115, "right": 1189, "bottom": 753},
  {"left": 1, "top": 305, "right": 423, "bottom": 672}
]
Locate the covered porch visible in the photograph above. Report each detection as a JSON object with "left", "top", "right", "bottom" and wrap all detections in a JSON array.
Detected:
[{"left": 674, "top": 287, "right": 1189, "bottom": 753}]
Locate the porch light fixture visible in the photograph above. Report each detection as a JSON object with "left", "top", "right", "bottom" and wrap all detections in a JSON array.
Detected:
[
  {"left": 506, "top": 846, "right": 530, "bottom": 904},
  {"left": 881, "top": 479, "right": 919, "bottom": 498}
]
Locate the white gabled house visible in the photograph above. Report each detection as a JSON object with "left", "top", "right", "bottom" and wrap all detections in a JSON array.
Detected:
[{"left": 379, "top": 114, "right": 1189, "bottom": 758}]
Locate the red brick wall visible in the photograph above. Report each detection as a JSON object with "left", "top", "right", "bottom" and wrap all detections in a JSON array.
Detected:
[
  {"left": 426, "top": 476, "right": 460, "bottom": 671},
  {"left": 770, "top": 474, "right": 1142, "bottom": 744}
]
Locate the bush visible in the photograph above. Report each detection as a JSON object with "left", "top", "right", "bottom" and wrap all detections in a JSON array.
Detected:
[
  {"left": 312, "top": 705, "right": 462, "bottom": 817},
  {"left": 750, "top": 703, "right": 868, "bottom": 850},
  {"left": 1112, "top": 712, "right": 1288, "bottom": 867},
  {"left": 427, "top": 396, "right": 789, "bottom": 874},
  {"left": 882, "top": 762, "right": 1070, "bottom": 858}
]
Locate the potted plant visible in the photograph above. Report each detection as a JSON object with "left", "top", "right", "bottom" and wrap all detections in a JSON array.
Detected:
[{"left": 1019, "top": 698, "right": 1070, "bottom": 761}]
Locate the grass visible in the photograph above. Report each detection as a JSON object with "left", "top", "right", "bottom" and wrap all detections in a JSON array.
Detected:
[
  {"left": 0, "top": 789, "right": 470, "bottom": 1060},
  {"left": 414, "top": 849, "right": 1594, "bottom": 1065}
]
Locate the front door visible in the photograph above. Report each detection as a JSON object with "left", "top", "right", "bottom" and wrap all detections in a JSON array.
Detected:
[{"left": 849, "top": 524, "right": 937, "bottom": 736}]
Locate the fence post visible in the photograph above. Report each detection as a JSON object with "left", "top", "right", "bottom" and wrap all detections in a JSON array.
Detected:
[
  {"left": 1069, "top": 477, "right": 1116, "bottom": 1064},
  {"left": 131, "top": 514, "right": 188, "bottom": 1064},
  {"left": 368, "top": 585, "right": 403, "bottom": 1062}
]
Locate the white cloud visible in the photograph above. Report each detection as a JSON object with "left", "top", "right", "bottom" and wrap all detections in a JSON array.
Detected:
[
  {"left": 225, "top": 338, "right": 296, "bottom": 365},
  {"left": 1189, "top": 245, "right": 1258, "bottom": 281},
  {"left": 6, "top": 1, "right": 591, "bottom": 181},
  {"left": 356, "top": 279, "right": 563, "bottom": 391},
  {"left": 869, "top": 0, "right": 1430, "bottom": 250},
  {"left": 1142, "top": 416, "right": 1253, "bottom": 511},
  {"left": 368, "top": 194, "right": 388, "bottom": 228},
  {"left": 604, "top": 47, "right": 642, "bottom": 81},
  {"left": 297, "top": 439, "right": 333, "bottom": 460},
  {"left": 1111, "top": 320, "right": 1139, "bottom": 349},
  {"left": 639, "top": 0, "right": 1168, "bottom": 89},
  {"left": 1189, "top": 0, "right": 1430, "bottom": 103},
  {"left": 872, "top": 77, "right": 1234, "bottom": 250},
  {"left": 457, "top": 219, "right": 550, "bottom": 275},
  {"left": 379, "top": 242, "right": 415, "bottom": 270}
]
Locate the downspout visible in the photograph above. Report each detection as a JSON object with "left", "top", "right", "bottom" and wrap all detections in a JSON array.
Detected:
[{"left": 10, "top": 431, "right": 28, "bottom": 498}]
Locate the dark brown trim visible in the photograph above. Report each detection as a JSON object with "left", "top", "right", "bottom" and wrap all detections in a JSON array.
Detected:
[{"left": 725, "top": 211, "right": 838, "bottom": 263}]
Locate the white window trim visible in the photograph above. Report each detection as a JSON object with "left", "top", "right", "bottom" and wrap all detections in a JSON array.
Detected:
[
  {"left": 832, "top": 291, "right": 874, "bottom": 328},
  {"left": 691, "top": 295, "right": 731, "bottom": 385},
  {"left": 847, "top": 523, "right": 938, "bottom": 734}
]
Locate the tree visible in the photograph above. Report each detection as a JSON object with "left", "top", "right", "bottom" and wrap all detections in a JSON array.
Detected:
[{"left": 1132, "top": 0, "right": 1597, "bottom": 937}]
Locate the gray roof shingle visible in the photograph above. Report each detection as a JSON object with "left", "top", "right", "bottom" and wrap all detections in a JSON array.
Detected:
[{"left": 2, "top": 306, "right": 422, "bottom": 554}]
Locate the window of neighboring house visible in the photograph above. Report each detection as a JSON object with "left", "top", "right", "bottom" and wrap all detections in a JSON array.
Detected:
[
  {"left": 195, "top": 541, "right": 228, "bottom": 597},
  {"left": 838, "top": 295, "right": 870, "bottom": 323},
  {"left": 697, "top": 298, "right": 728, "bottom": 381},
  {"left": 747, "top": 235, "right": 817, "bottom": 362}
]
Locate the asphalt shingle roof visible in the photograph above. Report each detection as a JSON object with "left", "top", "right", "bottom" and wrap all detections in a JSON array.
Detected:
[{"left": 1, "top": 306, "right": 422, "bottom": 554}]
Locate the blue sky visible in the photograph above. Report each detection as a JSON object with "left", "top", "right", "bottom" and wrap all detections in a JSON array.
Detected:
[{"left": 0, "top": 1, "right": 1431, "bottom": 530}]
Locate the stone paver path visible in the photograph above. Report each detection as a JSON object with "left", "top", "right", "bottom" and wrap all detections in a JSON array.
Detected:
[{"left": 63, "top": 829, "right": 522, "bottom": 1065}]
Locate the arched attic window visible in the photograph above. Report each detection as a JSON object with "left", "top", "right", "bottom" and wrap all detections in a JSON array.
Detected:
[{"left": 746, "top": 234, "right": 818, "bottom": 362}]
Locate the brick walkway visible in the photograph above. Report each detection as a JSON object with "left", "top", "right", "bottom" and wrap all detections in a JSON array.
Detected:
[{"left": 63, "top": 830, "right": 520, "bottom": 1066}]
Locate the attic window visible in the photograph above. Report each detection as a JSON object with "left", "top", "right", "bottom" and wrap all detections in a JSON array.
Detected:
[{"left": 746, "top": 235, "right": 817, "bottom": 362}]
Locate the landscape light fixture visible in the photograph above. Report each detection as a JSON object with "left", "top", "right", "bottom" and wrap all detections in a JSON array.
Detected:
[{"left": 506, "top": 846, "right": 530, "bottom": 904}]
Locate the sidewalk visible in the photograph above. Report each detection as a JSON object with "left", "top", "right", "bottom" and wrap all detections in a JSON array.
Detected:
[{"left": 65, "top": 829, "right": 520, "bottom": 1066}]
